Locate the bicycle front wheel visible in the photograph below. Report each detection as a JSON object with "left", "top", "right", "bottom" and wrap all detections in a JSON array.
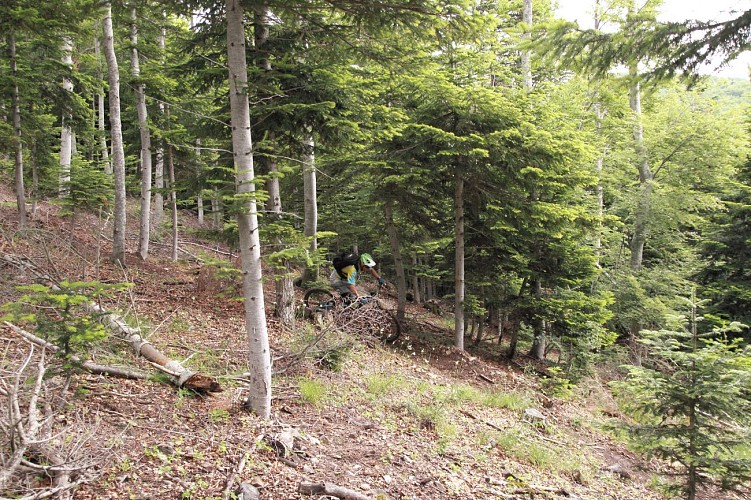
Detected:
[{"left": 303, "top": 288, "right": 336, "bottom": 322}]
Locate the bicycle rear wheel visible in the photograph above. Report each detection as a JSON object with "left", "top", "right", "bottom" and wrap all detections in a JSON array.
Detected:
[
  {"left": 303, "top": 288, "right": 336, "bottom": 323},
  {"left": 341, "top": 305, "right": 400, "bottom": 344}
]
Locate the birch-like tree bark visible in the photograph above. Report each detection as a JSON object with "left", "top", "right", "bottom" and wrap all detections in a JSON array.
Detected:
[
  {"left": 168, "top": 145, "right": 178, "bottom": 262},
  {"left": 226, "top": 0, "right": 271, "bottom": 418},
  {"left": 521, "top": 0, "right": 533, "bottom": 90},
  {"left": 94, "top": 29, "right": 111, "bottom": 175},
  {"left": 153, "top": 21, "right": 166, "bottom": 228},
  {"left": 130, "top": 5, "right": 153, "bottom": 260},
  {"left": 8, "top": 32, "right": 26, "bottom": 229},
  {"left": 9, "top": 44, "right": 28, "bottom": 226},
  {"left": 103, "top": 2, "right": 127, "bottom": 265},
  {"left": 59, "top": 36, "right": 73, "bottom": 198},
  {"left": 252, "top": 2, "right": 295, "bottom": 326},
  {"left": 454, "top": 169, "right": 465, "bottom": 350},
  {"left": 628, "top": 72, "right": 652, "bottom": 272},
  {"left": 301, "top": 126, "right": 319, "bottom": 283}
]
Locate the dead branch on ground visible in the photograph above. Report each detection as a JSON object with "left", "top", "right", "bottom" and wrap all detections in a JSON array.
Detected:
[
  {"left": 0, "top": 249, "right": 221, "bottom": 393},
  {"left": 0, "top": 345, "right": 105, "bottom": 498},
  {"left": 297, "top": 481, "right": 373, "bottom": 500},
  {"left": 4, "top": 321, "right": 148, "bottom": 380}
]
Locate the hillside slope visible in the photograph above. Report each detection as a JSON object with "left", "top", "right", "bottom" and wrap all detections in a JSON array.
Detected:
[{"left": 0, "top": 182, "right": 677, "bottom": 499}]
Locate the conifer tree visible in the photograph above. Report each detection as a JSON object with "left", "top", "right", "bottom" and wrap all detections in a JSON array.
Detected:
[{"left": 612, "top": 294, "right": 751, "bottom": 499}]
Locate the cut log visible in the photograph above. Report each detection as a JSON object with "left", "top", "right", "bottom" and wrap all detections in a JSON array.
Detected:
[
  {"left": 0, "top": 250, "right": 221, "bottom": 393},
  {"left": 83, "top": 301, "right": 222, "bottom": 392},
  {"left": 298, "top": 481, "right": 373, "bottom": 500},
  {"left": 5, "top": 321, "right": 147, "bottom": 380}
]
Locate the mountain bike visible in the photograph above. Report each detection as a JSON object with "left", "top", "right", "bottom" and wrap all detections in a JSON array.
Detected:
[{"left": 302, "top": 286, "right": 401, "bottom": 343}]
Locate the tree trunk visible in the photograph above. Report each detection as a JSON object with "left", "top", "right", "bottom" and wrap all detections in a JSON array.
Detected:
[
  {"left": 94, "top": 30, "right": 111, "bottom": 175},
  {"left": 411, "top": 254, "right": 421, "bottom": 304},
  {"left": 252, "top": 3, "right": 294, "bottom": 327},
  {"left": 169, "top": 144, "right": 178, "bottom": 262},
  {"left": 103, "top": 3, "right": 127, "bottom": 265},
  {"left": 301, "top": 126, "right": 318, "bottom": 284},
  {"left": 591, "top": 100, "right": 606, "bottom": 268},
  {"left": 131, "top": 5, "right": 153, "bottom": 261},
  {"left": 628, "top": 76, "right": 652, "bottom": 272},
  {"left": 226, "top": 0, "right": 271, "bottom": 418},
  {"left": 59, "top": 36, "right": 73, "bottom": 198},
  {"left": 454, "top": 170, "right": 465, "bottom": 350},
  {"left": 529, "top": 279, "right": 546, "bottom": 361},
  {"left": 8, "top": 31, "right": 26, "bottom": 229},
  {"left": 384, "top": 198, "right": 407, "bottom": 322},
  {"left": 212, "top": 190, "right": 222, "bottom": 229},
  {"left": 521, "top": 0, "right": 533, "bottom": 90},
  {"left": 153, "top": 23, "right": 166, "bottom": 229},
  {"left": 627, "top": 59, "right": 653, "bottom": 355}
]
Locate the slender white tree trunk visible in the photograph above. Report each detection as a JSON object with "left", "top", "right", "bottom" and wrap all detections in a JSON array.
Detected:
[
  {"left": 412, "top": 254, "right": 421, "bottom": 304},
  {"left": 169, "top": 145, "right": 178, "bottom": 262},
  {"left": 226, "top": 0, "right": 271, "bottom": 418},
  {"left": 153, "top": 22, "right": 166, "bottom": 228},
  {"left": 521, "top": 0, "right": 533, "bottom": 90},
  {"left": 628, "top": 75, "right": 652, "bottom": 272},
  {"left": 594, "top": 101, "right": 605, "bottom": 266},
  {"left": 59, "top": 36, "right": 73, "bottom": 198},
  {"left": 302, "top": 126, "right": 318, "bottom": 283},
  {"left": 8, "top": 32, "right": 26, "bottom": 229},
  {"left": 131, "top": 5, "right": 153, "bottom": 260},
  {"left": 212, "top": 190, "right": 222, "bottom": 229},
  {"left": 103, "top": 3, "right": 127, "bottom": 265},
  {"left": 454, "top": 170, "right": 465, "bottom": 350},
  {"left": 196, "top": 139, "right": 204, "bottom": 224},
  {"left": 95, "top": 29, "right": 111, "bottom": 175}
]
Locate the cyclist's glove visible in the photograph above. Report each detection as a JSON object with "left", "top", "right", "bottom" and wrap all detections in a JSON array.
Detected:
[{"left": 377, "top": 277, "right": 386, "bottom": 286}]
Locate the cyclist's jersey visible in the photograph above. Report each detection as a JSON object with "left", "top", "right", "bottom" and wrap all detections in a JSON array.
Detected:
[{"left": 330, "top": 265, "right": 357, "bottom": 285}]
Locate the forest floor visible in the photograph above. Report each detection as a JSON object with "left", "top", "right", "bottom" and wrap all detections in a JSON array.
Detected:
[{"left": 0, "top": 181, "right": 740, "bottom": 500}]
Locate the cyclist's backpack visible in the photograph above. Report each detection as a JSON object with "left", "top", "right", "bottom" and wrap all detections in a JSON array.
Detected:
[{"left": 332, "top": 251, "right": 358, "bottom": 279}]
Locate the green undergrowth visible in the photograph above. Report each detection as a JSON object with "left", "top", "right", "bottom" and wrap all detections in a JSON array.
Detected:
[{"left": 280, "top": 334, "right": 611, "bottom": 482}]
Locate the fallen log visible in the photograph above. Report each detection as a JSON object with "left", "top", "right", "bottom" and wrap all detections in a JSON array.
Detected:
[
  {"left": 0, "top": 250, "right": 221, "bottom": 393},
  {"left": 297, "top": 482, "right": 373, "bottom": 500},
  {"left": 5, "top": 321, "right": 147, "bottom": 380},
  {"left": 82, "top": 301, "right": 222, "bottom": 393}
]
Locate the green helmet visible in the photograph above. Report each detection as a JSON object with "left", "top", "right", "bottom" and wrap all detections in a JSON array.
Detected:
[{"left": 359, "top": 253, "right": 376, "bottom": 268}]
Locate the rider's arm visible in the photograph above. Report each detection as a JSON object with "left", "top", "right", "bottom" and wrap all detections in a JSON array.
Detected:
[{"left": 366, "top": 266, "right": 385, "bottom": 284}]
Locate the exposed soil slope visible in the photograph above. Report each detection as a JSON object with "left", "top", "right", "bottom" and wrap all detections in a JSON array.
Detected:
[{"left": 0, "top": 182, "right": 697, "bottom": 499}]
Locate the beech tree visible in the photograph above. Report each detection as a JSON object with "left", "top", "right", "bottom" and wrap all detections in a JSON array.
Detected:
[
  {"left": 130, "top": 3, "right": 154, "bottom": 261},
  {"left": 226, "top": 0, "right": 271, "bottom": 417},
  {"left": 102, "top": 2, "right": 127, "bottom": 265}
]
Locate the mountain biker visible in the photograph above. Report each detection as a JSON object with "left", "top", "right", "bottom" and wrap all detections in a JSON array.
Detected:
[{"left": 330, "top": 252, "right": 385, "bottom": 299}]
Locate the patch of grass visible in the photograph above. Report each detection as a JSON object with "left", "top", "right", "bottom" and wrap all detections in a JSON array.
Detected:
[
  {"left": 440, "top": 383, "right": 480, "bottom": 404},
  {"left": 208, "top": 408, "right": 230, "bottom": 422},
  {"left": 298, "top": 377, "right": 328, "bottom": 406},
  {"left": 481, "top": 389, "right": 534, "bottom": 411},
  {"left": 169, "top": 316, "right": 192, "bottom": 334},
  {"left": 365, "top": 373, "right": 406, "bottom": 397}
]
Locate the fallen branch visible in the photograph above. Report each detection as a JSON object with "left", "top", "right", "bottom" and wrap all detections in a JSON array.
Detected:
[
  {"left": 0, "top": 249, "right": 221, "bottom": 393},
  {"left": 83, "top": 295, "right": 222, "bottom": 392},
  {"left": 4, "top": 321, "right": 148, "bottom": 380},
  {"left": 297, "top": 482, "right": 372, "bottom": 500},
  {"left": 459, "top": 409, "right": 504, "bottom": 432}
]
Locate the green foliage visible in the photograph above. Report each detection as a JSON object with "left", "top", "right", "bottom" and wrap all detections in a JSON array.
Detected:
[
  {"left": 59, "top": 158, "right": 114, "bottom": 215},
  {"left": 298, "top": 377, "right": 328, "bottom": 406},
  {"left": 1, "top": 280, "right": 132, "bottom": 372},
  {"left": 540, "top": 366, "right": 574, "bottom": 399},
  {"left": 611, "top": 317, "right": 751, "bottom": 497}
]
